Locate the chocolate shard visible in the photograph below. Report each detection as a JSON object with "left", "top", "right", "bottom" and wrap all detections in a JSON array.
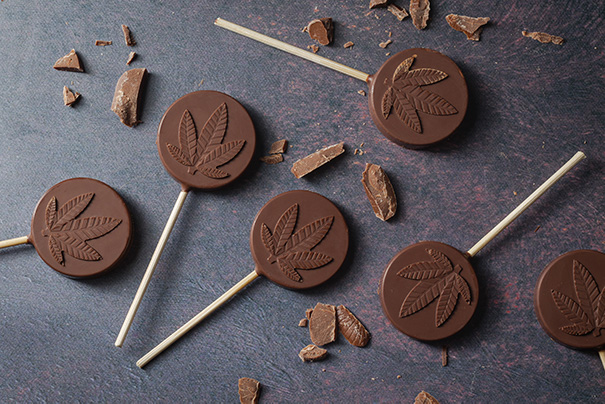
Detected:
[
  {"left": 306, "top": 308, "right": 314, "bottom": 320},
  {"left": 379, "top": 39, "right": 392, "bottom": 49},
  {"left": 361, "top": 163, "right": 397, "bottom": 221},
  {"left": 343, "top": 41, "right": 354, "bottom": 48},
  {"left": 522, "top": 30, "right": 564, "bottom": 45},
  {"left": 336, "top": 305, "right": 370, "bottom": 347},
  {"left": 307, "top": 18, "right": 333, "bottom": 46},
  {"left": 126, "top": 51, "right": 136, "bottom": 65},
  {"left": 111, "top": 68, "right": 147, "bottom": 127},
  {"left": 298, "top": 318, "right": 308, "bottom": 327},
  {"left": 415, "top": 391, "right": 440, "bottom": 404},
  {"left": 298, "top": 344, "right": 328, "bottom": 362},
  {"left": 291, "top": 142, "right": 345, "bottom": 179},
  {"left": 95, "top": 40, "right": 112, "bottom": 46},
  {"left": 369, "top": 0, "right": 389, "bottom": 8},
  {"left": 269, "top": 139, "right": 288, "bottom": 154},
  {"left": 388, "top": 4, "right": 409, "bottom": 21},
  {"left": 409, "top": 0, "right": 430, "bottom": 30},
  {"left": 307, "top": 45, "right": 319, "bottom": 54},
  {"left": 309, "top": 303, "right": 337, "bottom": 346},
  {"left": 122, "top": 24, "right": 136, "bottom": 46},
  {"left": 63, "top": 86, "right": 81, "bottom": 107},
  {"left": 441, "top": 346, "right": 448, "bottom": 366},
  {"left": 53, "top": 49, "right": 84, "bottom": 72},
  {"left": 238, "top": 377, "right": 261, "bottom": 404},
  {"left": 260, "top": 154, "right": 284, "bottom": 165},
  {"left": 446, "top": 14, "right": 490, "bottom": 41}
]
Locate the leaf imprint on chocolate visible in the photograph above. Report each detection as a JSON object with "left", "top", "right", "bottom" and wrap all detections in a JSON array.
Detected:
[
  {"left": 382, "top": 55, "right": 457, "bottom": 133},
  {"left": 166, "top": 104, "right": 246, "bottom": 178},
  {"left": 551, "top": 260, "right": 605, "bottom": 336},
  {"left": 41, "top": 193, "right": 122, "bottom": 265},
  {"left": 398, "top": 249, "right": 471, "bottom": 327},
  {"left": 261, "top": 203, "right": 334, "bottom": 282}
]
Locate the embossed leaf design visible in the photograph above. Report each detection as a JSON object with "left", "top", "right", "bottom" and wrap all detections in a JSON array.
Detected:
[
  {"left": 572, "top": 260, "right": 599, "bottom": 326},
  {"left": 397, "top": 248, "right": 453, "bottom": 280},
  {"left": 399, "top": 277, "right": 447, "bottom": 317},
  {"left": 435, "top": 273, "right": 458, "bottom": 327},
  {"left": 261, "top": 203, "right": 334, "bottom": 282},
  {"left": 166, "top": 103, "right": 246, "bottom": 178},
  {"left": 551, "top": 290, "right": 592, "bottom": 334},
  {"left": 382, "top": 55, "right": 458, "bottom": 134},
  {"left": 42, "top": 193, "right": 122, "bottom": 265}
]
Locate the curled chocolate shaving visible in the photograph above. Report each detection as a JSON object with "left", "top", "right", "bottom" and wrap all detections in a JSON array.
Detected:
[{"left": 126, "top": 51, "right": 136, "bottom": 65}]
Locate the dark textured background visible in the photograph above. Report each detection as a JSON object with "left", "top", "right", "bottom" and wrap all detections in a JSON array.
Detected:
[{"left": 0, "top": 1, "right": 603, "bottom": 402}]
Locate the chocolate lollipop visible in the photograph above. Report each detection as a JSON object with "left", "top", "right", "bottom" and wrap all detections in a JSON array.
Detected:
[
  {"left": 0, "top": 178, "right": 131, "bottom": 278},
  {"left": 534, "top": 249, "right": 605, "bottom": 370},
  {"left": 380, "top": 152, "right": 585, "bottom": 341},
  {"left": 115, "top": 90, "right": 256, "bottom": 347},
  {"left": 215, "top": 18, "right": 468, "bottom": 148},
  {"left": 136, "top": 190, "right": 348, "bottom": 367}
]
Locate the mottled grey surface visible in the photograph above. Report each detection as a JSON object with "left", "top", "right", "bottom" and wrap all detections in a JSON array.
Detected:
[{"left": 0, "top": 0, "right": 603, "bottom": 403}]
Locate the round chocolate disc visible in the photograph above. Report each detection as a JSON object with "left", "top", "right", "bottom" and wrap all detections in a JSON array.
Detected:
[
  {"left": 368, "top": 48, "right": 468, "bottom": 148},
  {"left": 29, "top": 178, "right": 132, "bottom": 278},
  {"left": 250, "top": 190, "right": 348, "bottom": 290},
  {"left": 157, "top": 91, "right": 256, "bottom": 191},
  {"left": 380, "top": 241, "right": 479, "bottom": 341},
  {"left": 534, "top": 249, "right": 605, "bottom": 350}
]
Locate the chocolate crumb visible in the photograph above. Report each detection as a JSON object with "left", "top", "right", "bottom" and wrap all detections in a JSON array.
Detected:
[
  {"left": 298, "top": 344, "right": 328, "bottom": 362},
  {"left": 121, "top": 25, "right": 136, "bottom": 46},
  {"left": 322, "top": 369, "right": 326, "bottom": 372},
  {"left": 361, "top": 163, "right": 397, "bottom": 221},
  {"left": 269, "top": 139, "right": 288, "bottom": 154},
  {"left": 446, "top": 14, "right": 490, "bottom": 41},
  {"left": 522, "top": 30, "right": 564, "bottom": 45},
  {"left": 307, "top": 18, "right": 333, "bottom": 46},
  {"left": 126, "top": 51, "right": 136, "bottom": 65},
  {"left": 198, "top": 79, "right": 204, "bottom": 87},
  {"left": 358, "top": 90, "right": 366, "bottom": 96},
  {"left": 379, "top": 39, "right": 392, "bottom": 48},
  {"left": 302, "top": 26, "right": 308, "bottom": 33},
  {"left": 336, "top": 305, "right": 370, "bottom": 347},
  {"left": 291, "top": 142, "right": 345, "bottom": 179},
  {"left": 415, "top": 391, "right": 440, "bottom": 404},
  {"left": 360, "top": 142, "right": 365, "bottom": 147},
  {"left": 534, "top": 225, "right": 541, "bottom": 233},
  {"left": 111, "top": 68, "right": 147, "bottom": 127},
  {"left": 307, "top": 44, "right": 320, "bottom": 53},
  {"left": 260, "top": 154, "right": 284, "bottom": 165},
  {"left": 387, "top": 4, "right": 409, "bottom": 21},
  {"left": 409, "top": 0, "right": 430, "bottom": 30},
  {"left": 397, "top": 375, "right": 402, "bottom": 379},
  {"left": 298, "top": 318, "right": 308, "bottom": 327},
  {"left": 354, "top": 149, "right": 359, "bottom": 155},
  {"left": 95, "top": 40, "right": 112, "bottom": 46},
  {"left": 62, "top": 86, "right": 80, "bottom": 107},
  {"left": 386, "top": 52, "right": 391, "bottom": 56},
  {"left": 238, "top": 378, "right": 261, "bottom": 404},
  {"left": 369, "top": 0, "right": 389, "bottom": 8},
  {"left": 309, "top": 303, "right": 337, "bottom": 346},
  {"left": 53, "top": 49, "right": 84, "bottom": 72},
  {"left": 343, "top": 41, "right": 354, "bottom": 48},
  {"left": 442, "top": 346, "right": 448, "bottom": 367},
  {"left": 306, "top": 308, "right": 314, "bottom": 320},
  {"left": 388, "top": 31, "right": 392, "bottom": 37}
]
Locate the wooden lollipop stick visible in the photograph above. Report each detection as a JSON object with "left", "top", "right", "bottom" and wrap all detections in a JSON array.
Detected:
[
  {"left": 115, "top": 190, "right": 189, "bottom": 347},
  {"left": 137, "top": 270, "right": 260, "bottom": 368},
  {"left": 599, "top": 350, "right": 605, "bottom": 371},
  {"left": 214, "top": 18, "right": 370, "bottom": 82},
  {"left": 467, "top": 151, "right": 585, "bottom": 257},
  {"left": 0, "top": 236, "right": 29, "bottom": 249}
]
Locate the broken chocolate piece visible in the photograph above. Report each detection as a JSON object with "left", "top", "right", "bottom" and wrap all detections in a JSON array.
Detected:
[
  {"left": 269, "top": 139, "right": 288, "bottom": 154},
  {"left": 291, "top": 142, "right": 345, "bottom": 179},
  {"left": 343, "top": 41, "right": 354, "bottom": 48},
  {"left": 238, "top": 377, "right": 260, "bottom": 404},
  {"left": 126, "top": 51, "right": 136, "bottom": 65},
  {"left": 53, "top": 49, "right": 84, "bottom": 72},
  {"left": 446, "top": 14, "right": 490, "bottom": 41},
  {"left": 122, "top": 24, "right": 136, "bottom": 46},
  {"left": 409, "top": 0, "right": 430, "bottom": 30},
  {"left": 336, "top": 305, "right": 370, "bottom": 347},
  {"left": 307, "top": 18, "right": 333, "bottom": 46},
  {"left": 298, "top": 344, "right": 328, "bottom": 362},
  {"left": 298, "top": 318, "right": 308, "bottom": 327},
  {"left": 522, "top": 30, "right": 564, "bottom": 45},
  {"left": 95, "top": 40, "right": 112, "bottom": 46},
  {"left": 309, "top": 303, "right": 337, "bottom": 346},
  {"left": 361, "top": 163, "right": 397, "bottom": 221},
  {"left": 388, "top": 4, "right": 409, "bottom": 21},
  {"left": 415, "top": 391, "right": 440, "bottom": 404},
  {"left": 306, "top": 308, "right": 314, "bottom": 320},
  {"left": 358, "top": 90, "right": 366, "bottom": 96},
  {"left": 111, "top": 68, "right": 147, "bottom": 127},
  {"left": 307, "top": 44, "right": 319, "bottom": 53},
  {"left": 62, "top": 86, "right": 80, "bottom": 107},
  {"left": 442, "top": 346, "right": 448, "bottom": 366},
  {"left": 260, "top": 154, "right": 283, "bottom": 164},
  {"left": 379, "top": 39, "right": 392, "bottom": 48},
  {"left": 369, "top": 0, "right": 389, "bottom": 8}
]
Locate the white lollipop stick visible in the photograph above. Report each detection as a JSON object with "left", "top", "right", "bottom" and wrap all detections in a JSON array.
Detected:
[
  {"left": 115, "top": 190, "right": 189, "bottom": 347},
  {"left": 0, "top": 236, "right": 29, "bottom": 249},
  {"left": 467, "top": 151, "right": 586, "bottom": 257},
  {"left": 214, "top": 18, "right": 370, "bottom": 82}
]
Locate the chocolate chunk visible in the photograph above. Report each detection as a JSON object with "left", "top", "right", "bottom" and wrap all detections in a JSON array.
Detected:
[
  {"left": 415, "top": 391, "right": 440, "bottom": 404},
  {"left": 298, "top": 318, "right": 308, "bottom": 327},
  {"left": 441, "top": 346, "right": 448, "bottom": 366},
  {"left": 238, "top": 377, "right": 260, "bottom": 404},
  {"left": 63, "top": 86, "right": 80, "bottom": 107},
  {"left": 306, "top": 308, "right": 314, "bottom": 320},
  {"left": 291, "top": 142, "right": 345, "bottom": 179},
  {"left": 111, "top": 68, "right": 147, "bottom": 127},
  {"left": 343, "top": 41, "right": 354, "bottom": 48},
  {"left": 269, "top": 139, "right": 288, "bottom": 154},
  {"left": 122, "top": 24, "right": 136, "bottom": 46},
  {"left": 126, "top": 51, "right": 136, "bottom": 65},
  {"left": 336, "top": 305, "right": 370, "bottom": 347},
  {"left": 369, "top": 0, "right": 389, "bottom": 8},
  {"left": 309, "top": 303, "right": 337, "bottom": 346},
  {"left": 260, "top": 154, "right": 283, "bottom": 164},
  {"left": 307, "top": 44, "right": 319, "bottom": 53},
  {"left": 379, "top": 39, "right": 392, "bottom": 49},
  {"left": 387, "top": 4, "right": 409, "bottom": 21},
  {"left": 446, "top": 14, "right": 490, "bottom": 41},
  {"left": 307, "top": 18, "right": 333, "bottom": 46},
  {"left": 522, "top": 30, "right": 564, "bottom": 45},
  {"left": 95, "top": 40, "right": 112, "bottom": 46},
  {"left": 53, "top": 49, "right": 84, "bottom": 72},
  {"left": 361, "top": 163, "right": 397, "bottom": 221},
  {"left": 298, "top": 344, "right": 328, "bottom": 362},
  {"left": 409, "top": 0, "right": 430, "bottom": 30}
]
